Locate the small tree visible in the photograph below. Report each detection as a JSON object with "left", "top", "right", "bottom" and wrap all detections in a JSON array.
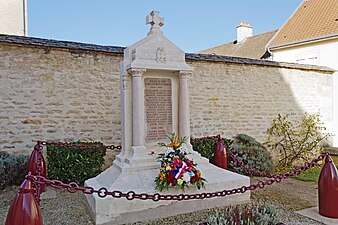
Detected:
[{"left": 266, "top": 112, "right": 330, "bottom": 168}]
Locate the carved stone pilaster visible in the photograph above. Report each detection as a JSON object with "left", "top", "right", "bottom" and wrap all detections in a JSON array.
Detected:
[
  {"left": 127, "top": 68, "right": 146, "bottom": 147},
  {"left": 177, "top": 71, "right": 192, "bottom": 144}
]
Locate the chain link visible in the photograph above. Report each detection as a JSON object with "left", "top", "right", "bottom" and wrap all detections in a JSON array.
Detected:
[
  {"left": 29, "top": 138, "right": 327, "bottom": 202},
  {"left": 227, "top": 150, "right": 274, "bottom": 178},
  {"left": 39, "top": 141, "right": 122, "bottom": 151},
  {"left": 191, "top": 135, "right": 316, "bottom": 179},
  {"left": 26, "top": 152, "right": 327, "bottom": 202},
  {"left": 30, "top": 140, "right": 121, "bottom": 202}
]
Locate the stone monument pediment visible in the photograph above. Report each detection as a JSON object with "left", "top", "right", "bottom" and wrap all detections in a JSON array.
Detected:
[{"left": 123, "top": 12, "right": 192, "bottom": 72}]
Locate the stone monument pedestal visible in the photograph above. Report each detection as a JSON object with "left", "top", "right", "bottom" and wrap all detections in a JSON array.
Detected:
[
  {"left": 85, "top": 153, "right": 250, "bottom": 225},
  {"left": 85, "top": 11, "right": 250, "bottom": 224}
]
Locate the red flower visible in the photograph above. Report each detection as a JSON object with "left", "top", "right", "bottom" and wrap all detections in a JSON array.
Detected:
[
  {"left": 191, "top": 175, "right": 200, "bottom": 182},
  {"left": 166, "top": 172, "right": 176, "bottom": 186},
  {"left": 191, "top": 171, "right": 201, "bottom": 182},
  {"left": 174, "top": 158, "right": 182, "bottom": 167},
  {"left": 185, "top": 160, "right": 192, "bottom": 168}
]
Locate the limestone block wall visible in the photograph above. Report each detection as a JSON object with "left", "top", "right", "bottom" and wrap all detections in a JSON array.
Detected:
[
  {"left": 0, "top": 41, "right": 334, "bottom": 156},
  {"left": 0, "top": 44, "right": 122, "bottom": 154},
  {"left": 188, "top": 60, "right": 333, "bottom": 143}
]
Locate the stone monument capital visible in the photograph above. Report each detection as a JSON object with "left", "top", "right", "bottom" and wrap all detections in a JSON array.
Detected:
[
  {"left": 177, "top": 70, "right": 193, "bottom": 78},
  {"left": 127, "top": 68, "right": 147, "bottom": 77}
]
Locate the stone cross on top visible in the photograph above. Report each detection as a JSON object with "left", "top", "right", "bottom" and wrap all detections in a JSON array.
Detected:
[{"left": 146, "top": 11, "right": 164, "bottom": 33}]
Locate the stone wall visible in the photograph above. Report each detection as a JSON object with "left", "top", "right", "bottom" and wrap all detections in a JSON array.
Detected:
[
  {"left": 187, "top": 60, "right": 333, "bottom": 142},
  {"left": 0, "top": 40, "right": 334, "bottom": 155},
  {"left": 0, "top": 44, "right": 122, "bottom": 154}
]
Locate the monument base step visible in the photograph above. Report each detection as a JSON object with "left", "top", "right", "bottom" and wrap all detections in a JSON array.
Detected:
[{"left": 85, "top": 162, "right": 250, "bottom": 225}]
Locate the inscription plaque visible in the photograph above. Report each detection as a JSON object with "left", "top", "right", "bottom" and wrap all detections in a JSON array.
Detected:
[{"left": 145, "top": 78, "right": 172, "bottom": 142}]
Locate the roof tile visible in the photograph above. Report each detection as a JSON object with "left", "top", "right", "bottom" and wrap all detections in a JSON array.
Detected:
[
  {"left": 199, "top": 30, "right": 277, "bottom": 59},
  {"left": 268, "top": 0, "right": 338, "bottom": 48}
]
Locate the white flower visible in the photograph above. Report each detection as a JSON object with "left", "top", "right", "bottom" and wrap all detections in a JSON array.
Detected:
[
  {"left": 182, "top": 172, "right": 191, "bottom": 183},
  {"left": 188, "top": 171, "right": 195, "bottom": 177},
  {"left": 164, "top": 147, "right": 175, "bottom": 156},
  {"left": 177, "top": 144, "right": 187, "bottom": 154}
]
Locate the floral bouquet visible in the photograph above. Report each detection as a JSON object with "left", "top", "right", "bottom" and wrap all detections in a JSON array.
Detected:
[{"left": 154, "top": 133, "right": 206, "bottom": 191}]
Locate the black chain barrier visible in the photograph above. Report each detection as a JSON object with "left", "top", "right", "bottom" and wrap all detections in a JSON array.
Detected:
[
  {"left": 27, "top": 148, "right": 328, "bottom": 202},
  {"left": 227, "top": 150, "right": 274, "bottom": 178},
  {"left": 39, "top": 141, "right": 122, "bottom": 151},
  {"left": 192, "top": 135, "right": 277, "bottom": 178},
  {"left": 31, "top": 141, "right": 122, "bottom": 203}
]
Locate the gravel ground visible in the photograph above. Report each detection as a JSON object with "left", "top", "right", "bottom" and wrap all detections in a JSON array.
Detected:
[{"left": 0, "top": 178, "right": 323, "bottom": 225}]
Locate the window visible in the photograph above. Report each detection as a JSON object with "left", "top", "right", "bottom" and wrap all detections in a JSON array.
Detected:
[{"left": 296, "top": 53, "right": 319, "bottom": 65}]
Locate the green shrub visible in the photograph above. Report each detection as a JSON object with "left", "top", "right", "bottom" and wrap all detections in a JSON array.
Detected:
[
  {"left": 0, "top": 151, "right": 28, "bottom": 189},
  {"left": 266, "top": 113, "right": 330, "bottom": 169},
  {"left": 191, "top": 137, "right": 232, "bottom": 162},
  {"left": 47, "top": 142, "right": 106, "bottom": 185},
  {"left": 207, "top": 203, "right": 279, "bottom": 225},
  {"left": 228, "top": 134, "right": 275, "bottom": 176},
  {"left": 192, "top": 134, "right": 274, "bottom": 176}
]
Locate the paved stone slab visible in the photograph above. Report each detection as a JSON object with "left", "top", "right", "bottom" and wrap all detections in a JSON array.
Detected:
[{"left": 297, "top": 207, "right": 338, "bottom": 225}]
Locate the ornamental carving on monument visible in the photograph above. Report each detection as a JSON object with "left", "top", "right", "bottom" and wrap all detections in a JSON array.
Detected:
[{"left": 156, "top": 47, "right": 167, "bottom": 63}]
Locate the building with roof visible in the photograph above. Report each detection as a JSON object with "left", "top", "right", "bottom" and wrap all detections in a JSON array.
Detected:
[
  {"left": 266, "top": 0, "right": 338, "bottom": 68},
  {"left": 201, "top": 0, "right": 338, "bottom": 147},
  {"left": 267, "top": 0, "right": 338, "bottom": 147},
  {"left": 199, "top": 22, "right": 277, "bottom": 59},
  {"left": 0, "top": 0, "right": 28, "bottom": 36}
]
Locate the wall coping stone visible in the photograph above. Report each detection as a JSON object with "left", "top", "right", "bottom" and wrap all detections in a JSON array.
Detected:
[
  {"left": 0, "top": 34, "right": 335, "bottom": 73},
  {"left": 0, "top": 34, "right": 125, "bottom": 54},
  {"left": 185, "top": 53, "right": 335, "bottom": 73}
]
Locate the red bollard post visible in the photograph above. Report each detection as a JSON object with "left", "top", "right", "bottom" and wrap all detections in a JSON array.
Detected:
[
  {"left": 213, "top": 137, "right": 227, "bottom": 169},
  {"left": 318, "top": 154, "right": 338, "bottom": 218},
  {"left": 5, "top": 175, "right": 43, "bottom": 225},
  {"left": 28, "top": 142, "right": 46, "bottom": 192}
]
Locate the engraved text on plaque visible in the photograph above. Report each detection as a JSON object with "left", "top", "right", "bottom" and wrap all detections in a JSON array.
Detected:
[{"left": 145, "top": 78, "right": 172, "bottom": 142}]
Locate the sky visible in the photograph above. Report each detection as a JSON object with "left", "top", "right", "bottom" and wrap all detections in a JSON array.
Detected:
[{"left": 28, "top": 1, "right": 303, "bottom": 53}]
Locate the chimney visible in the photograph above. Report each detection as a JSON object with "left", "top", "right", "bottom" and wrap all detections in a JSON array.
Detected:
[{"left": 236, "top": 22, "right": 253, "bottom": 43}]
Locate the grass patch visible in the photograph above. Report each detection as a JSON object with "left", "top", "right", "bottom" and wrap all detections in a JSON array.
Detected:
[
  {"left": 292, "top": 166, "right": 322, "bottom": 182},
  {"left": 291, "top": 162, "right": 338, "bottom": 183}
]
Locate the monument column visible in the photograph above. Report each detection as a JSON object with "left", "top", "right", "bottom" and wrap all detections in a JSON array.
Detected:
[
  {"left": 128, "top": 68, "right": 146, "bottom": 147},
  {"left": 178, "top": 71, "right": 192, "bottom": 144}
]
